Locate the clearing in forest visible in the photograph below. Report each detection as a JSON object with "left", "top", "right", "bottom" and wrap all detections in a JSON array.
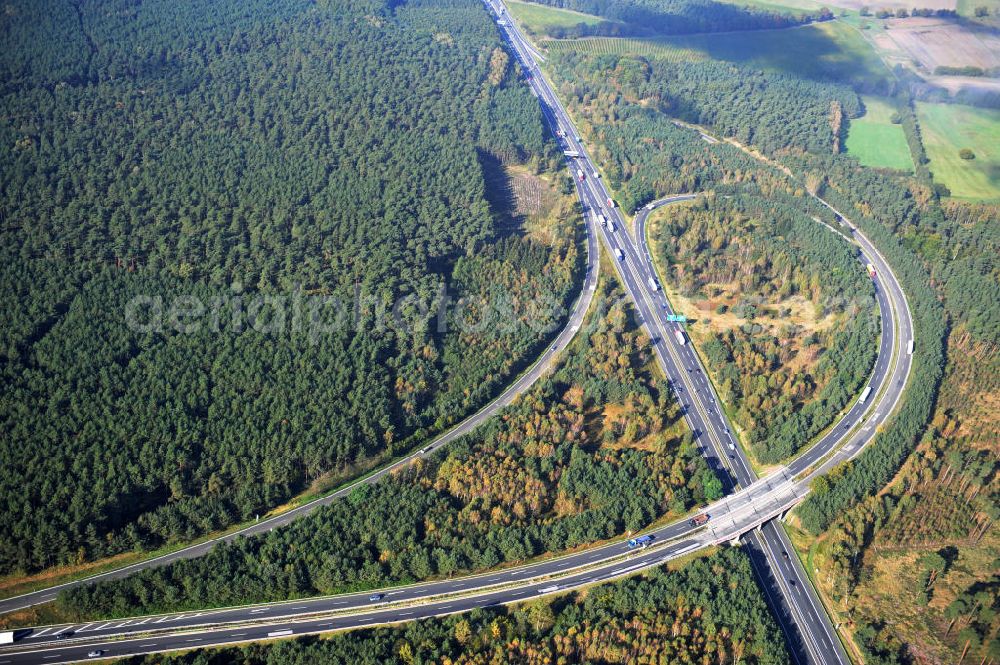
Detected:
[
  {"left": 505, "top": 0, "right": 609, "bottom": 34},
  {"left": 845, "top": 95, "right": 914, "bottom": 171}
]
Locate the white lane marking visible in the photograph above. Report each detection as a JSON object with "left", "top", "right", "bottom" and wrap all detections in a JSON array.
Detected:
[
  {"left": 399, "top": 611, "right": 413, "bottom": 616},
  {"left": 78, "top": 623, "right": 94, "bottom": 632},
  {"left": 134, "top": 618, "right": 150, "bottom": 625},
  {"left": 186, "top": 638, "right": 202, "bottom": 642},
  {"left": 140, "top": 643, "right": 156, "bottom": 647},
  {"left": 292, "top": 606, "right": 307, "bottom": 610},
  {"left": 267, "top": 630, "right": 293, "bottom": 637},
  {"left": 32, "top": 628, "right": 53, "bottom": 637}
]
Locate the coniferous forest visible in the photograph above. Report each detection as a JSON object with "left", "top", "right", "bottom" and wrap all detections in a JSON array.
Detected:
[
  {"left": 0, "top": 0, "right": 578, "bottom": 576},
  {"left": 57, "top": 273, "right": 723, "bottom": 618}
]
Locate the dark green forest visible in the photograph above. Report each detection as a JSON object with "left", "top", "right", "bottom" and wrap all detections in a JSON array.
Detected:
[
  {"left": 119, "top": 549, "right": 790, "bottom": 665},
  {"left": 653, "top": 194, "right": 878, "bottom": 462},
  {"left": 0, "top": 0, "right": 580, "bottom": 576},
  {"left": 58, "top": 275, "right": 725, "bottom": 618}
]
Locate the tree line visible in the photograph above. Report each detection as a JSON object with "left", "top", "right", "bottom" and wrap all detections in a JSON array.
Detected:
[{"left": 117, "top": 548, "right": 790, "bottom": 665}]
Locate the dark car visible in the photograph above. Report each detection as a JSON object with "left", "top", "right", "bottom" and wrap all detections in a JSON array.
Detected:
[
  {"left": 369, "top": 593, "right": 385, "bottom": 602},
  {"left": 55, "top": 631, "right": 74, "bottom": 640}
]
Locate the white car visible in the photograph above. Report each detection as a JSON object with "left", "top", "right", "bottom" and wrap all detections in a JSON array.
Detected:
[{"left": 88, "top": 652, "right": 104, "bottom": 659}]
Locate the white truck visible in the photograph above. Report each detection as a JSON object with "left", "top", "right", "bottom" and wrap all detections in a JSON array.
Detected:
[
  {"left": 0, "top": 631, "right": 14, "bottom": 645},
  {"left": 614, "top": 248, "right": 625, "bottom": 261},
  {"left": 606, "top": 220, "right": 615, "bottom": 233},
  {"left": 647, "top": 277, "right": 659, "bottom": 291},
  {"left": 859, "top": 386, "right": 872, "bottom": 403},
  {"left": 673, "top": 329, "right": 686, "bottom": 346}
]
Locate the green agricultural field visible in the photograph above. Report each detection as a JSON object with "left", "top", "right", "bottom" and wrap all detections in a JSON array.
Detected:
[
  {"left": 505, "top": 0, "right": 608, "bottom": 33},
  {"left": 545, "top": 37, "right": 706, "bottom": 62},
  {"left": 917, "top": 102, "right": 1000, "bottom": 201},
  {"left": 956, "top": 0, "right": 1000, "bottom": 19},
  {"left": 845, "top": 96, "right": 913, "bottom": 171},
  {"left": 662, "top": 21, "right": 891, "bottom": 89},
  {"left": 715, "top": 0, "right": 828, "bottom": 15}
]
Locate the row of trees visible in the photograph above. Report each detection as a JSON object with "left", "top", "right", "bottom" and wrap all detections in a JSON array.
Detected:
[
  {"left": 120, "top": 549, "right": 790, "bottom": 665},
  {"left": 789, "top": 154, "right": 947, "bottom": 533}
]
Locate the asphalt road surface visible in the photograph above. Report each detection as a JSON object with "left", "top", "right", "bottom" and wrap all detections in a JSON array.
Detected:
[
  {"left": 0, "top": 126, "right": 605, "bottom": 620},
  {"left": 500, "top": 6, "right": 909, "bottom": 662},
  {"left": 1, "top": 3, "right": 914, "bottom": 662}
]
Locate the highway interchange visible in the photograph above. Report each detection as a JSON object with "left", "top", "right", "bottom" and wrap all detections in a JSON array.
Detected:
[{"left": 1, "top": 2, "right": 914, "bottom": 663}]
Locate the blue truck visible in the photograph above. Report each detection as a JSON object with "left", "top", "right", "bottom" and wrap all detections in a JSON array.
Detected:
[{"left": 627, "top": 535, "right": 654, "bottom": 549}]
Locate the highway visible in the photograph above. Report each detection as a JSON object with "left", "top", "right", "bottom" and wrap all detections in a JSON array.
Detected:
[
  {"left": 503, "top": 6, "right": 908, "bottom": 661},
  {"left": 0, "top": 2, "right": 914, "bottom": 663},
  {"left": 0, "top": 163, "right": 604, "bottom": 618}
]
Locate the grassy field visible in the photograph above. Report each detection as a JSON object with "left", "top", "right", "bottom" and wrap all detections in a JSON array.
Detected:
[
  {"left": 917, "top": 102, "right": 1000, "bottom": 201},
  {"left": 715, "top": 0, "right": 830, "bottom": 14},
  {"left": 545, "top": 37, "right": 707, "bottom": 62},
  {"left": 845, "top": 96, "right": 913, "bottom": 171},
  {"left": 661, "top": 21, "right": 891, "bottom": 89},
  {"left": 957, "top": 0, "right": 1000, "bottom": 18},
  {"left": 505, "top": 0, "right": 608, "bottom": 33}
]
